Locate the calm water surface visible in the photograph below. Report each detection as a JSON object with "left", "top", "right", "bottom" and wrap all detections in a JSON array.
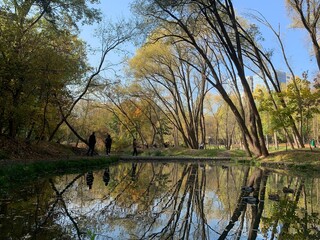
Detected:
[{"left": 0, "top": 161, "right": 319, "bottom": 239}]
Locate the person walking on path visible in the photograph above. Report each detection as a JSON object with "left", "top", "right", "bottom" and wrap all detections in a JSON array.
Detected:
[
  {"left": 133, "top": 138, "right": 138, "bottom": 156},
  {"left": 87, "top": 132, "right": 96, "bottom": 156},
  {"left": 310, "top": 138, "right": 316, "bottom": 149},
  {"left": 105, "top": 134, "right": 112, "bottom": 156}
]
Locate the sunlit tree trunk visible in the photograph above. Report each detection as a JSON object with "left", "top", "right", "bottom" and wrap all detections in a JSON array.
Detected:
[{"left": 273, "top": 131, "right": 279, "bottom": 150}]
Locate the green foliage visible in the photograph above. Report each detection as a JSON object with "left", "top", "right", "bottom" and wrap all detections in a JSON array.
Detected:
[
  {"left": 86, "top": 230, "right": 97, "bottom": 240},
  {"left": 254, "top": 77, "right": 320, "bottom": 139},
  {"left": 0, "top": 0, "right": 96, "bottom": 139},
  {"left": 1, "top": 0, "right": 101, "bottom": 29},
  {"left": 286, "top": 78, "right": 319, "bottom": 115},
  {"left": 149, "top": 149, "right": 165, "bottom": 156}
]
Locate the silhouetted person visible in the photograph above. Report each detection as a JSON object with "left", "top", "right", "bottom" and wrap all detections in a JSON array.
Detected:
[
  {"left": 86, "top": 132, "right": 96, "bottom": 156},
  {"left": 86, "top": 171, "right": 94, "bottom": 190},
  {"left": 131, "top": 163, "right": 137, "bottom": 181},
  {"left": 105, "top": 134, "right": 112, "bottom": 156},
  {"left": 133, "top": 138, "right": 138, "bottom": 156},
  {"left": 103, "top": 167, "right": 110, "bottom": 186}
]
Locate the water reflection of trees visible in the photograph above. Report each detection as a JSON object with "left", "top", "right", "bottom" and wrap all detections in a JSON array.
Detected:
[
  {"left": 0, "top": 174, "right": 87, "bottom": 239},
  {"left": 34, "top": 173, "right": 84, "bottom": 239},
  {"left": 84, "top": 163, "right": 272, "bottom": 239},
  {"left": 217, "top": 167, "right": 267, "bottom": 239},
  {"left": 1, "top": 162, "right": 320, "bottom": 239},
  {"left": 262, "top": 176, "right": 320, "bottom": 239},
  {"left": 139, "top": 163, "right": 209, "bottom": 239},
  {"left": 97, "top": 163, "right": 319, "bottom": 240}
]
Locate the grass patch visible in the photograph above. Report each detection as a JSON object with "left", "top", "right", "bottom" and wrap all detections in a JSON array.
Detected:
[
  {"left": 140, "top": 147, "right": 247, "bottom": 158},
  {"left": 0, "top": 156, "right": 119, "bottom": 193},
  {"left": 2, "top": 146, "right": 319, "bottom": 193},
  {"left": 261, "top": 149, "right": 320, "bottom": 163},
  {"left": 258, "top": 149, "right": 320, "bottom": 176}
]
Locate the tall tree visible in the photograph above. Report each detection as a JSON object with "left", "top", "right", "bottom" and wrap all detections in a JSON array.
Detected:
[
  {"left": 0, "top": 0, "right": 101, "bottom": 139},
  {"left": 129, "top": 39, "right": 210, "bottom": 149},
  {"left": 132, "top": 0, "right": 269, "bottom": 156},
  {"left": 286, "top": 77, "right": 320, "bottom": 142},
  {"left": 48, "top": 19, "right": 136, "bottom": 144},
  {"left": 240, "top": 12, "right": 306, "bottom": 148},
  {"left": 0, "top": 13, "right": 88, "bottom": 138}
]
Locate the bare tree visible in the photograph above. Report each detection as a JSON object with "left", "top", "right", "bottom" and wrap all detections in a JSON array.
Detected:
[
  {"left": 132, "top": 0, "right": 269, "bottom": 156},
  {"left": 240, "top": 11, "right": 305, "bottom": 148},
  {"left": 49, "top": 19, "right": 136, "bottom": 145},
  {"left": 130, "top": 40, "right": 211, "bottom": 149}
]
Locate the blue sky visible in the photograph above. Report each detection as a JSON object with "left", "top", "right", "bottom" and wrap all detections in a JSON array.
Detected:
[
  {"left": 233, "top": 0, "right": 318, "bottom": 77},
  {"left": 80, "top": 0, "right": 318, "bottom": 79}
]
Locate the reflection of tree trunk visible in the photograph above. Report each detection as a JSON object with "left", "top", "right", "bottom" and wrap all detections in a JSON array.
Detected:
[
  {"left": 142, "top": 164, "right": 209, "bottom": 239},
  {"left": 51, "top": 179, "right": 82, "bottom": 239},
  {"left": 145, "top": 165, "right": 190, "bottom": 238},
  {"left": 279, "top": 179, "right": 305, "bottom": 238},
  {"left": 235, "top": 207, "right": 246, "bottom": 240},
  {"left": 270, "top": 219, "right": 279, "bottom": 240},
  {"left": 184, "top": 164, "right": 209, "bottom": 239},
  {"left": 248, "top": 170, "right": 269, "bottom": 239},
  {"left": 101, "top": 164, "right": 147, "bottom": 214},
  {"left": 198, "top": 164, "right": 207, "bottom": 240},
  {"left": 303, "top": 184, "right": 308, "bottom": 237},
  {"left": 269, "top": 176, "right": 294, "bottom": 239},
  {"left": 181, "top": 165, "right": 198, "bottom": 239},
  {"left": 218, "top": 167, "right": 250, "bottom": 239},
  {"left": 33, "top": 174, "right": 84, "bottom": 239},
  {"left": 218, "top": 197, "right": 246, "bottom": 239},
  {"left": 60, "top": 195, "right": 82, "bottom": 239}
]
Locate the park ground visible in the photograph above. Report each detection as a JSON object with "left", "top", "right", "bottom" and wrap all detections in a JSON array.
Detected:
[{"left": 0, "top": 135, "right": 320, "bottom": 176}]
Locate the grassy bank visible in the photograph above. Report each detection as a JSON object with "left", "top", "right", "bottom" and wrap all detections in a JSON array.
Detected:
[
  {"left": 1, "top": 145, "right": 320, "bottom": 194},
  {"left": 0, "top": 147, "right": 246, "bottom": 193},
  {"left": 0, "top": 156, "right": 119, "bottom": 193},
  {"left": 253, "top": 149, "right": 320, "bottom": 177},
  {"left": 139, "top": 147, "right": 247, "bottom": 158}
]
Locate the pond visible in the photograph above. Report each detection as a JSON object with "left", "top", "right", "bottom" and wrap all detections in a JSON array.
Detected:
[{"left": 0, "top": 161, "right": 319, "bottom": 240}]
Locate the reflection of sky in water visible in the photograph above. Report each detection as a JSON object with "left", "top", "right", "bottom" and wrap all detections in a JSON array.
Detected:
[
  {"left": 1, "top": 162, "right": 319, "bottom": 239},
  {"left": 54, "top": 165, "right": 261, "bottom": 239}
]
